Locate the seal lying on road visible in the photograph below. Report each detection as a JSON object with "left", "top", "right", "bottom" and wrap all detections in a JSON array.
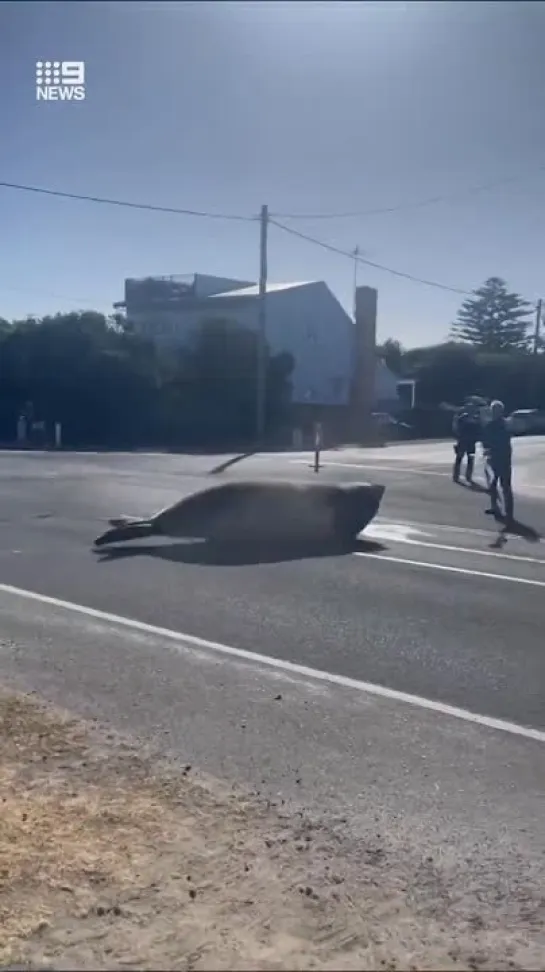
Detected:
[{"left": 93, "top": 479, "right": 385, "bottom": 547}]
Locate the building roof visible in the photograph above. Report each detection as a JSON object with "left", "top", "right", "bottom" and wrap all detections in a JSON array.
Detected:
[{"left": 209, "top": 281, "right": 315, "bottom": 298}]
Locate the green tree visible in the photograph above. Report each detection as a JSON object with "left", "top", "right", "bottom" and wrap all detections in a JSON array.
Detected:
[
  {"left": 0, "top": 311, "right": 161, "bottom": 446},
  {"left": 399, "top": 338, "right": 545, "bottom": 414},
  {"left": 378, "top": 338, "right": 405, "bottom": 374},
  {"left": 0, "top": 310, "right": 294, "bottom": 448},
  {"left": 167, "top": 318, "right": 294, "bottom": 446},
  {"left": 407, "top": 343, "right": 480, "bottom": 406},
  {"left": 450, "top": 277, "right": 532, "bottom": 352}
]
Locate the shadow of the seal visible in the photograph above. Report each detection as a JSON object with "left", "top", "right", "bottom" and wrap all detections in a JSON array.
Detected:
[{"left": 93, "top": 535, "right": 387, "bottom": 567}]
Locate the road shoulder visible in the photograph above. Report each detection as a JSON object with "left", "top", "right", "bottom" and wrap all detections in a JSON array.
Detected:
[{"left": 1, "top": 688, "right": 544, "bottom": 972}]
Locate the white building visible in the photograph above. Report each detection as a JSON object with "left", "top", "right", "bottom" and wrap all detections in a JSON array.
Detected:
[
  {"left": 117, "top": 273, "right": 400, "bottom": 410},
  {"left": 375, "top": 358, "right": 404, "bottom": 410}
]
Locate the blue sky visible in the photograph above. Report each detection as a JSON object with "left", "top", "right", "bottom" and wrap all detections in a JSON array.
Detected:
[{"left": 1, "top": 0, "right": 545, "bottom": 347}]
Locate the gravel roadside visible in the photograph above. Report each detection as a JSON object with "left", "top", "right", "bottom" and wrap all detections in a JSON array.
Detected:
[{"left": 1, "top": 689, "right": 543, "bottom": 971}]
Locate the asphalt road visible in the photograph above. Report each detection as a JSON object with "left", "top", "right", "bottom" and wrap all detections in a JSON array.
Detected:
[
  {"left": 1, "top": 442, "right": 545, "bottom": 944},
  {"left": 0, "top": 444, "right": 544, "bottom": 728}
]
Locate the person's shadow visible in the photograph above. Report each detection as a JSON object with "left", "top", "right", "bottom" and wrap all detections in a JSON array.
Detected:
[
  {"left": 488, "top": 514, "right": 541, "bottom": 545},
  {"left": 93, "top": 536, "right": 387, "bottom": 567},
  {"left": 455, "top": 480, "right": 542, "bottom": 545},
  {"left": 454, "top": 479, "right": 489, "bottom": 494}
]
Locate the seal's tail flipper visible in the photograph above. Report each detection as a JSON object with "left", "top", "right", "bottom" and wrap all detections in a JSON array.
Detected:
[{"left": 94, "top": 520, "right": 157, "bottom": 547}]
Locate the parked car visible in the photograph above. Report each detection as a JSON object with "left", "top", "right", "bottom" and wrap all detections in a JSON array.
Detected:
[{"left": 507, "top": 409, "right": 545, "bottom": 436}]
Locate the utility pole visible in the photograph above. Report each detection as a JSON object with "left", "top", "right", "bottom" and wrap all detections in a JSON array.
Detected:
[
  {"left": 350, "top": 246, "right": 360, "bottom": 413},
  {"left": 256, "top": 204, "right": 268, "bottom": 445},
  {"left": 533, "top": 298, "right": 542, "bottom": 355}
]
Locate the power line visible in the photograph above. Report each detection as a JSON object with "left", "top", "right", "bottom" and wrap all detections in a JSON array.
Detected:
[
  {"left": 269, "top": 217, "right": 470, "bottom": 296},
  {"left": 0, "top": 178, "right": 534, "bottom": 302},
  {"left": 4, "top": 164, "right": 545, "bottom": 227},
  {"left": 0, "top": 283, "right": 109, "bottom": 308},
  {"left": 0, "top": 181, "right": 256, "bottom": 222},
  {"left": 270, "top": 165, "right": 545, "bottom": 221}
]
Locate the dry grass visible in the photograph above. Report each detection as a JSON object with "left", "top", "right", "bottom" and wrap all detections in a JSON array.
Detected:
[{"left": 1, "top": 689, "right": 543, "bottom": 971}]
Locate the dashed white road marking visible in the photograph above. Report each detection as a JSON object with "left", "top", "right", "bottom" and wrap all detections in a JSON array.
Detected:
[
  {"left": 0, "top": 581, "right": 544, "bottom": 744},
  {"left": 355, "top": 551, "right": 545, "bottom": 587}
]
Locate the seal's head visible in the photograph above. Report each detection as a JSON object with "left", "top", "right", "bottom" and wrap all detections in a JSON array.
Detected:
[
  {"left": 350, "top": 482, "right": 385, "bottom": 525},
  {"left": 333, "top": 482, "right": 385, "bottom": 540}
]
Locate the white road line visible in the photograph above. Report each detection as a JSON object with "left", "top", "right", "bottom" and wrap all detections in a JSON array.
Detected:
[
  {"left": 356, "top": 552, "right": 545, "bottom": 587},
  {"left": 366, "top": 533, "right": 545, "bottom": 566},
  {"left": 289, "top": 460, "right": 450, "bottom": 477},
  {"left": 375, "top": 517, "right": 506, "bottom": 539},
  {"left": 0, "top": 581, "right": 544, "bottom": 744},
  {"left": 515, "top": 481, "right": 545, "bottom": 496}
]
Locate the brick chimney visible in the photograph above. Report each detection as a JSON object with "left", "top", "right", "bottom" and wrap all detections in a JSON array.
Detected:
[{"left": 349, "top": 285, "right": 378, "bottom": 443}]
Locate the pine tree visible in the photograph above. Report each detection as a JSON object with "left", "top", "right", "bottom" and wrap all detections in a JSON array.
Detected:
[{"left": 450, "top": 277, "right": 531, "bottom": 352}]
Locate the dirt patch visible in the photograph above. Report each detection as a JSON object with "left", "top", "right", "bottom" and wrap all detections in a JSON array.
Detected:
[{"left": 1, "top": 690, "right": 543, "bottom": 971}]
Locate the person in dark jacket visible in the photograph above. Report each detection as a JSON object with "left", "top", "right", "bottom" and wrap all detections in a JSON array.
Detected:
[
  {"left": 481, "top": 399, "right": 514, "bottom": 522},
  {"left": 452, "top": 399, "right": 482, "bottom": 483}
]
